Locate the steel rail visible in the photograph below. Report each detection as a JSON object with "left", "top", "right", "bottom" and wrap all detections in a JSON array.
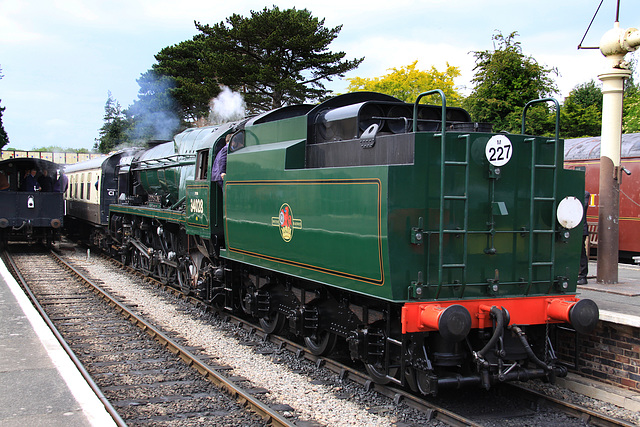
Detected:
[
  {"left": 43, "top": 250, "right": 295, "bottom": 427},
  {"left": 104, "top": 255, "right": 481, "bottom": 427},
  {"left": 507, "top": 383, "right": 636, "bottom": 427},
  {"left": 103, "top": 254, "right": 635, "bottom": 427},
  {"left": 1, "top": 249, "right": 128, "bottom": 427}
]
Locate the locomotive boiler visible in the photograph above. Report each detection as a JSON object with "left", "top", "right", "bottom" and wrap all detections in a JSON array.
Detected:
[{"left": 67, "top": 91, "right": 599, "bottom": 395}]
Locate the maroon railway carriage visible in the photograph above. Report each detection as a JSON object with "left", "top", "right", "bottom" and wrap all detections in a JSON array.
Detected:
[{"left": 564, "top": 133, "right": 640, "bottom": 260}]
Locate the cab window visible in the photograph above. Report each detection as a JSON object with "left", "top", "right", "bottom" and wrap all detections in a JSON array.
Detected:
[{"left": 195, "top": 149, "right": 209, "bottom": 181}]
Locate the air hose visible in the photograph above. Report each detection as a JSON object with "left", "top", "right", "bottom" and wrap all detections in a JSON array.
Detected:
[
  {"left": 508, "top": 324, "right": 553, "bottom": 371},
  {"left": 477, "top": 306, "right": 504, "bottom": 358}
]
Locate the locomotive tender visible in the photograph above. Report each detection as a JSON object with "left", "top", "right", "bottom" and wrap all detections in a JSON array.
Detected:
[{"left": 65, "top": 91, "right": 599, "bottom": 395}]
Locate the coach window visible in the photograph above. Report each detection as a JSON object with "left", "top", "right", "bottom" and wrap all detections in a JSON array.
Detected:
[
  {"left": 87, "top": 172, "right": 92, "bottom": 200},
  {"left": 195, "top": 149, "right": 209, "bottom": 181},
  {"left": 80, "top": 173, "right": 84, "bottom": 199}
]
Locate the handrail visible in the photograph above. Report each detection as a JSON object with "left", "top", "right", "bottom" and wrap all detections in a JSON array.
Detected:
[
  {"left": 413, "top": 90, "right": 450, "bottom": 294},
  {"left": 413, "top": 89, "right": 447, "bottom": 133},
  {"left": 521, "top": 98, "right": 560, "bottom": 143}
]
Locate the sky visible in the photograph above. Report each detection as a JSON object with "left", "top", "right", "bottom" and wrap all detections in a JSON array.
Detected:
[{"left": 1, "top": 0, "right": 639, "bottom": 151}]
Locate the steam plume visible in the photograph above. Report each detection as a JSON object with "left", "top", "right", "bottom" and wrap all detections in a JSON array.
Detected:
[{"left": 209, "top": 86, "right": 246, "bottom": 124}]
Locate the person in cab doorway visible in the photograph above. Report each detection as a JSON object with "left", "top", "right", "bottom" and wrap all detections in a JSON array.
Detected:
[
  {"left": 211, "top": 134, "right": 230, "bottom": 188},
  {"left": 38, "top": 169, "right": 53, "bottom": 192},
  {"left": 22, "top": 168, "right": 40, "bottom": 192}
]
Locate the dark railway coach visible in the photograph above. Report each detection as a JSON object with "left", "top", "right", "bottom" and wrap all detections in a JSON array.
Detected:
[
  {"left": 0, "top": 157, "right": 64, "bottom": 245},
  {"left": 71, "top": 91, "right": 599, "bottom": 395},
  {"left": 64, "top": 148, "right": 141, "bottom": 246}
]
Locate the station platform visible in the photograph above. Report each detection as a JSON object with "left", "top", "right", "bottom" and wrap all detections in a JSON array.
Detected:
[
  {"left": 577, "top": 261, "right": 640, "bottom": 327},
  {"left": 0, "top": 259, "right": 117, "bottom": 426}
]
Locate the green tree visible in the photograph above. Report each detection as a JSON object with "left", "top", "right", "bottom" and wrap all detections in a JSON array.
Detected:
[
  {"left": 623, "top": 89, "right": 640, "bottom": 133},
  {"left": 346, "top": 60, "right": 462, "bottom": 106},
  {"left": 148, "top": 40, "right": 213, "bottom": 122},
  {"left": 128, "top": 71, "right": 182, "bottom": 141},
  {"left": 149, "top": 6, "right": 362, "bottom": 118},
  {"left": 463, "top": 31, "right": 558, "bottom": 134},
  {"left": 0, "top": 66, "right": 9, "bottom": 148},
  {"left": 623, "top": 55, "right": 640, "bottom": 133},
  {"left": 94, "top": 92, "right": 132, "bottom": 153},
  {"left": 561, "top": 80, "right": 603, "bottom": 138}
]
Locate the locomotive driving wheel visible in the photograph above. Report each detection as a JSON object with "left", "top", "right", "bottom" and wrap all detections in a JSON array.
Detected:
[
  {"left": 177, "top": 257, "right": 194, "bottom": 295},
  {"left": 157, "top": 262, "right": 176, "bottom": 285},
  {"left": 239, "top": 281, "right": 256, "bottom": 315},
  {"left": 120, "top": 247, "right": 130, "bottom": 266},
  {"left": 131, "top": 250, "right": 141, "bottom": 270}
]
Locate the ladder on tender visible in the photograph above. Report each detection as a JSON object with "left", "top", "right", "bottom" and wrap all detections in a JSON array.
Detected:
[
  {"left": 522, "top": 99, "right": 561, "bottom": 294},
  {"left": 436, "top": 133, "right": 472, "bottom": 298},
  {"left": 414, "top": 90, "right": 471, "bottom": 299}
]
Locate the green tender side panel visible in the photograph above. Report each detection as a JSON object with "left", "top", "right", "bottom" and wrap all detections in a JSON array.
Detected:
[
  {"left": 223, "top": 140, "right": 393, "bottom": 300},
  {"left": 110, "top": 204, "right": 185, "bottom": 224}
]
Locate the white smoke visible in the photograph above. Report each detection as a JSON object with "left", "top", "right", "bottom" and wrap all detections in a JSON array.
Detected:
[{"left": 208, "top": 86, "right": 246, "bottom": 124}]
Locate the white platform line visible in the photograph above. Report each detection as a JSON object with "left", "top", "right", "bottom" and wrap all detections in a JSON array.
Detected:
[{"left": 0, "top": 258, "right": 116, "bottom": 426}]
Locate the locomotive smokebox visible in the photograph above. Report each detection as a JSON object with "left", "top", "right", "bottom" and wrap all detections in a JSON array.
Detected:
[{"left": 420, "top": 304, "right": 472, "bottom": 342}]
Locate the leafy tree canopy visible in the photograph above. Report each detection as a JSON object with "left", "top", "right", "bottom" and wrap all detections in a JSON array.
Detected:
[
  {"left": 561, "top": 80, "right": 603, "bottom": 138},
  {"left": 128, "top": 71, "right": 181, "bottom": 141},
  {"left": 149, "top": 6, "right": 363, "bottom": 118},
  {"left": 463, "top": 31, "right": 558, "bottom": 134},
  {"left": 150, "top": 40, "right": 212, "bottom": 122},
  {"left": 94, "top": 91, "right": 132, "bottom": 153},
  {"left": 623, "top": 86, "right": 640, "bottom": 133},
  {"left": 346, "top": 60, "right": 463, "bottom": 106},
  {"left": 623, "top": 55, "right": 640, "bottom": 133}
]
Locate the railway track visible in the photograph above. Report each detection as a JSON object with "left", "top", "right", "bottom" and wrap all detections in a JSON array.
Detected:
[
  {"left": 3, "top": 244, "right": 636, "bottom": 426},
  {"left": 91, "top": 252, "right": 637, "bottom": 427},
  {"left": 3, "top": 246, "right": 290, "bottom": 426}
]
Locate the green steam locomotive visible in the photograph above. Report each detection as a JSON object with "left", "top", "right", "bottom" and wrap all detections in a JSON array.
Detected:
[{"left": 64, "top": 91, "right": 598, "bottom": 395}]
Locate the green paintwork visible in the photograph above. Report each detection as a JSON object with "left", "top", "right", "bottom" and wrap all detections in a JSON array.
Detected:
[
  {"left": 185, "top": 182, "right": 210, "bottom": 235},
  {"left": 222, "top": 107, "right": 584, "bottom": 303},
  {"left": 109, "top": 93, "right": 584, "bottom": 305},
  {"left": 244, "top": 115, "right": 308, "bottom": 148}
]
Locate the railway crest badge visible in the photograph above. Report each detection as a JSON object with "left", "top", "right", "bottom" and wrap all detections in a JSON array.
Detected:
[{"left": 271, "top": 203, "right": 302, "bottom": 242}]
